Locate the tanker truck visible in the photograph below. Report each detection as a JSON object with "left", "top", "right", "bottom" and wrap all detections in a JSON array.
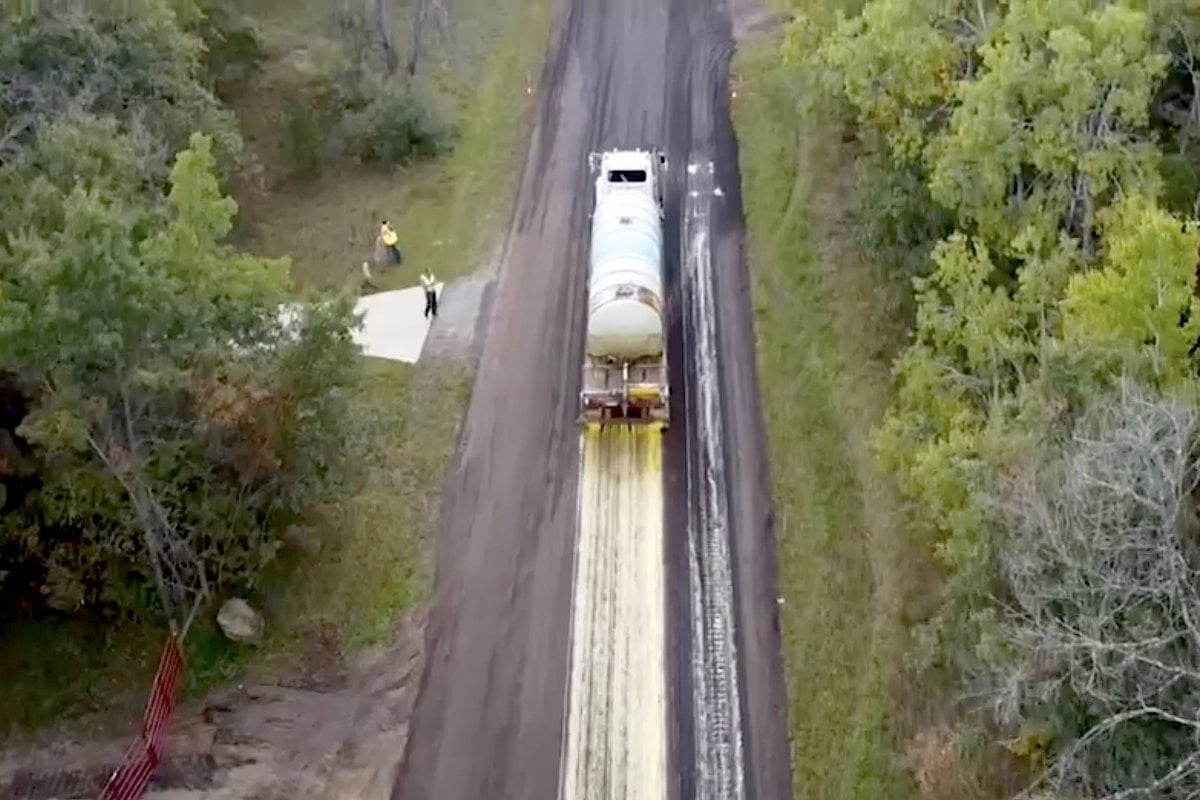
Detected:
[{"left": 578, "top": 148, "right": 670, "bottom": 428}]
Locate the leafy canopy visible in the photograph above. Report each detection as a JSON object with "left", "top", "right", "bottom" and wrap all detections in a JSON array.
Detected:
[
  {"left": 929, "top": 0, "right": 1167, "bottom": 255},
  {"left": 0, "top": 132, "right": 364, "bottom": 619},
  {"left": 0, "top": 0, "right": 241, "bottom": 175}
]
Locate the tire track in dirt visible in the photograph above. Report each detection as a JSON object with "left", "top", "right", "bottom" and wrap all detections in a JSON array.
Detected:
[{"left": 701, "top": 0, "right": 794, "bottom": 792}]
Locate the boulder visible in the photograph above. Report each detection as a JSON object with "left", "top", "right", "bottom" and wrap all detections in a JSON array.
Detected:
[{"left": 217, "top": 598, "right": 265, "bottom": 644}]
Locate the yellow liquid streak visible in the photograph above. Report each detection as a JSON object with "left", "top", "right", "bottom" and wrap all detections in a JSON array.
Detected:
[{"left": 561, "top": 426, "right": 666, "bottom": 800}]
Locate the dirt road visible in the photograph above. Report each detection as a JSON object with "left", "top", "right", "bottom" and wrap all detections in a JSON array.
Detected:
[{"left": 393, "top": 0, "right": 791, "bottom": 796}]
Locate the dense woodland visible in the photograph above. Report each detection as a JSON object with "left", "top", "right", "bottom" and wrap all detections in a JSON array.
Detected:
[
  {"left": 786, "top": 0, "right": 1200, "bottom": 796},
  {"left": 0, "top": 0, "right": 450, "bottom": 630}
]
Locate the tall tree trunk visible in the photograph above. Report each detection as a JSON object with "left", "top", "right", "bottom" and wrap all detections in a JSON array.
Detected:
[
  {"left": 406, "top": 0, "right": 429, "bottom": 77},
  {"left": 432, "top": 0, "right": 452, "bottom": 55},
  {"left": 375, "top": 0, "right": 399, "bottom": 75}
]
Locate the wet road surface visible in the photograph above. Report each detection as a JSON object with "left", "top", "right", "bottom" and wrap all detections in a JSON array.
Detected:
[
  {"left": 560, "top": 427, "right": 668, "bottom": 800},
  {"left": 392, "top": 0, "right": 792, "bottom": 795}
]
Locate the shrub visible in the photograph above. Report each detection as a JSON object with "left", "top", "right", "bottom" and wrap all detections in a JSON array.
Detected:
[
  {"left": 1160, "top": 148, "right": 1200, "bottom": 218},
  {"left": 850, "top": 147, "right": 954, "bottom": 333},
  {"left": 282, "top": 99, "right": 328, "bottom": 178},
  {"left": 339, "top": 76, "right": 455, "bottom": 166},
  {"left": 275, "top": 61, "right": 455, "bottom": 177},
  {"left": 191, "top": 0, "right": 265, "bottom": 96},
  {"left": 906, "top": 724, "right": 1017, "bottom": 800},
  {"left": 852, "top": 149, "right": 953, "bottom": 288}
]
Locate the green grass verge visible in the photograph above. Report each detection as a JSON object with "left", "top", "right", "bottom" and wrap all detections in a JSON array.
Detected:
[
  {"left": 236, "top": 0, "right": 554, "bottom": 653},
  {"left": 231, "top": 0, "right": 549, "bottom": 292},
  {"left": 1, "top": 0, "right": 551, "bottom": 742},
  {"left": 255, "top": 361, "right": 473, "bottom": 654},
  {"left": 732, "top": 39, "right": 935, "bottom": 800}
]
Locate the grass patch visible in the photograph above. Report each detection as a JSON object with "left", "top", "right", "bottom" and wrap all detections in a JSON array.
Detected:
[
  {"left": 229, "top": 0, "right": 547, "bottom": 291},
  {"left": 0, "top": 619, "right": 159, "bottom": 740},
  {"left": 252, "top": 360, "right": 472, "bottom": 659},
  {"left": 1, "top": 0, "right": 551, "bottom": 743},
  {"left": 732, "top": 39, "right": 938, "bottom": 799},
  {"left": 230, "top": 0, "right": 554, "bottom": 658}
]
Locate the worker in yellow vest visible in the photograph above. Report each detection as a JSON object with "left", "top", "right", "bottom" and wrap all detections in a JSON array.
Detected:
[
  {"left": 420, "top": 269, "right": 438, "bottom": 319},
  {"left": 379, "top": 220, "right": 402, "bottom": 265}
]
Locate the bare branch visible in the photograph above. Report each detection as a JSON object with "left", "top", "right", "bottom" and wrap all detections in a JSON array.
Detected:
[{"left": 986, "top": 381, "right": 1200, "bottom": 798}]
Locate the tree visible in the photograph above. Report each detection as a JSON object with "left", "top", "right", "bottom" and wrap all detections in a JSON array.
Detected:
[
  {"left": 860, "top": 0, "right": 1200, "bottom": 682},
  {"left": 850, "top": 152, "right": 956, "bottom": 290},
  {"left": 0, "top": 111, "right": 168, "bottom": 242},
  {"left": 0, "top": 0, "right": 241, "bottom": 176},
  {"left": 1061, "top": 194, "right": 1200, "bottom": 386},
  {"left": 928, "top": 0, "right": 1167, "bottom": 257},
  {"left": 185, "top": 0, "right": 265, "bottom": 96},
  {"left": 0, "top": 133, "right": 364, "bottom": 621},
  {"left": 987, "top": 384, "right": 1200, "bottom": 799},
  {"left": 1144, "top": 1, "right": 1200, "bottom": 216},
  {"left": 405, "top": 0, "right": 425, "bottom": 77},
  {"left": 818, "top": 0, "right": 981, "bottom": 165},
  {"left": 874, "top": 232, "right": 1040, "bottom": 670},
  {"left": 815, "top": 2, "right": 1200, "bottom": 788}
]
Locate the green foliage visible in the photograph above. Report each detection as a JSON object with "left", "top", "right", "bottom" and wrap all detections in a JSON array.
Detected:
[
  {"left": 852, "top": 149, "right": 954, "bottom": 293},
  {"left": 1061, "top": 194, "right": 1200, "bottom": 384},
  {"left": 872, "top": 234, "right": 1038, "bottom": 667},
  {"left": 0, "top": 0, "right": 242, "bottom": 177},
  {"left": 0, "top": 134, "right": 366, "bottom": 619},
  {"left": 829, "top": 0, "right": 1199, "bottom": 645},
  {"left": 769, "top": 0, "right": 1200, "bottom": 794},
  {"left": 820, "top": 3, "right": 1200, "bottom": 777},
  {"left": 274, "top": 59, "right": 455, "bottom": 177},
  {"left": 282, "top": 100, "right": 327, "bottom": 178},
  {"left": 819, "top": 0, "right": 975, "bottom": 164},
  {"left": 1159, "top": 148, "right": 1200, "bottom": 216},
  {"left": 1146, "top": 8, "right": 1200, "bottom": 211},
  {"left": 0, "top": 112, "right": 168, "bottom": 237},
  {"left": 340, "top": 77, "right": 455, "bottom": 166},
  {"left": 928, "top": 0, "right": 1167, "bottom": 255},
  {"left": 188, "top": 0, "right": 265, "bottom": 96}
]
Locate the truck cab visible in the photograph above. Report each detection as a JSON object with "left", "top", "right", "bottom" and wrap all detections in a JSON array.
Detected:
[{"left": 590, "top": 149, "right": 666, "bottom": 216}]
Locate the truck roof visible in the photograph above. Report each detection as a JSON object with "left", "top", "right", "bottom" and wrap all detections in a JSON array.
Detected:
[{"left": 600, "top": 150, "right": 655, "bottom": 170}]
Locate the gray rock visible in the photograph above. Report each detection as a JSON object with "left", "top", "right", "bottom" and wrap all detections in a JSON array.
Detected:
[{"left": 217, "top": 598, "right": 265, "bottom": 644}]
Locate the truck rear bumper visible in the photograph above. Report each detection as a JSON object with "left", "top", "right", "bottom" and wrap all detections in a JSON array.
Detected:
[{"left": 578, "top": 360, "right": 669, "bottom": 428}]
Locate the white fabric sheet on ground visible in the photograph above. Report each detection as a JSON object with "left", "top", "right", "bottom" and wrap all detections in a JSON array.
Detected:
[{"left": 351, "top": 284, "right": 443, "bottom": 363}]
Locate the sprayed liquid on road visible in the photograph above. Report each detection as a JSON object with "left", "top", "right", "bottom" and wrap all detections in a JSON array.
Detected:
[
  {"left": 683, "top": 160, "right": 746, "bottom": 800},
  {"left": 559, "top": 426, "right": 667, "bottom": 800}
]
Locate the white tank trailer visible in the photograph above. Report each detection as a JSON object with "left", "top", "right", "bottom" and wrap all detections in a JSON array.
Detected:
[{"left": 578, "top": 148, "right": 670, "bottom": 428}]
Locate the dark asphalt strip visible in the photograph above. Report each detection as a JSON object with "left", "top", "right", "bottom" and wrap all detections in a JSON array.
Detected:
[
  {"left": 663, "top": 1, "right": 698, "bottom": 796},
  {"left": 705, "top": 2, "right": 794, "bottom": 796},
  {"left": 666, "top": 0, "right": 794, "bottom": 796}
]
